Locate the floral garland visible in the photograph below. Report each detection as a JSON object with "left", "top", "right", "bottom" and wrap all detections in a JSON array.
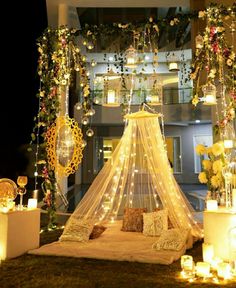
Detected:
[
  {"left": 31, "top": 27, "right": 91, "bottom": 229},
  {"left": 190, "top": 3, "right": 236, "bottom": 136}
]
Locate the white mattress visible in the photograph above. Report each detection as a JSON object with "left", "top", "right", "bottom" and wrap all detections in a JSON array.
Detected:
[{"left": 28, "top": 221, "right": 186, "bottom": 265}]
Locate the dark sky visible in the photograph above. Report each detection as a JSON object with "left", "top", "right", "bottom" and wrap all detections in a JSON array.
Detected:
[{"left": 0, "top": 0, "right": 48, "bottom": 180}]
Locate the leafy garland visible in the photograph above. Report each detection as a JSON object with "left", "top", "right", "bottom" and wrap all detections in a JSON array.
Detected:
[
  {"left": 31, "top": 27, "right": 91, "bottom": 229},
  {"left": 190, "top": 3, "right": 236, "bottom": 136}
]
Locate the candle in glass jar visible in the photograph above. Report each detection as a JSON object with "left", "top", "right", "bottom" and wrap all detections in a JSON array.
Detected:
[
  {"left": 196, "top": 262, "right": 210, "bottom": 277},
  {"left": 202, "top": 243, "right": 214, "bottom": 264},
  {"left": 217, "top": 262, "right": 231, "bottom": 279},
  {"left": 206, "top": 200, "right": 218, "bottom": 211}
]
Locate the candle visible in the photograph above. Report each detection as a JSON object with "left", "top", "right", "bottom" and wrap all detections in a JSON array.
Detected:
[
  {"left": 206, "top": 200, "right": 218, "bottom": 211},
  {"left": 196, "top": 262, "right": 210, "bottom": 277},
  {"left": 107, "top": 90, "right": 115, "bottom": 104},
  {"left": 224, "top": 140, "right": 233, "bottom": 149},
  {"left": 180, "top": 255, "right": 195, "bottom": 278},
  {"left": 211, "top": 257, "right": 223, "bottom": 270},
  {"left": 232, "top": 189, "right": 236, "bottom": 209},
  {"left": 33, "top": 189, "right": 39, "bottom": 199},
  {"left": 27, "top": 198, "right": 38, "bottom": 209},
  {"left": 202, "top": 243, "right": 214, "bottom": 264},
  {"left": 169, "top": 62, "right": 178, "bottom": 71},
  {"left": 127, "top": 57, "right": 135, "bottom": 65},
  {"left": 217, "top": 262, "right": 231, "bottom": 279}
]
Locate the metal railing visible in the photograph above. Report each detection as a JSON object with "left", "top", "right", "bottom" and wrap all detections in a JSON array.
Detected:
[{"left": 89, "top": 87, "right": 193, "bottom": 105}]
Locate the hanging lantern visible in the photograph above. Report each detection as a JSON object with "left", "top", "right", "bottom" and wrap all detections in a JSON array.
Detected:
[
  {"left": 202, "top": 82, "right": 217, "bottom": 105},
  {"left": 223, "top": 123, "right": 235, "bottom": 149},
  {"left": 168, "top": 53, "right": 179, "bottom": 72},
  {"left": 86, "top": 128, "right": 94, "bottom": 137},
  {"left": 102, "top": 70, "right": 121, "bottom": 107},
  {"left": 195, "top": 34, "right": 204, "bottom": 49},
  {"left": 124, "top": 45, "right": 138, "bottom": 68},
  {"left": 146, "top": 78, "right": 163, "bottom": 106}
]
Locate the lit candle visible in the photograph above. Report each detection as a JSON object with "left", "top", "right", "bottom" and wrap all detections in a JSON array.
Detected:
[
  {"left": 206, "top": 200, "right": 218, "bottom": 211},
  {"left": 202, "top": 243, "right": 214, "bottom": 264},
  {"left": 27, "top": 198, "right": 38, "bottom": 209},
  {"left": 232, "top": 189, "right": 236, "bottom": 209},
  {"left": 217, "top": 262, "right": 231, "bottom": 279},
  {"left": 169, "top": 62, "right": 178, "bottom": 71},
  {"left": 204, "top": 94, "right": 216, "bottom": 105},
  {"left": 33, "top": 189, "right": 39, "bottom": 199},
  {"left": 211, "top": 257, "right": 223, "bottom": 270},
  {"left": 224, "top": 140, "right": 233, "bottom": 149},
  {"left": 180, "top": 255, "right": 195, "bottom": 278},
  {"left": 127, "top": 57, "right": 135, "bottom": 65},
  {"left": 1, "top": 207, "right": 9, "bottom": 213},
  {"left": 196, "top": 262, "right": 210, "bottom": 277},
  {"left": 107, "top": 90, "right": 115, "bottom": 104}
]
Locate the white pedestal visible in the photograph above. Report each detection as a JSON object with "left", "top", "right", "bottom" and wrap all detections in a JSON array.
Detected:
[
  {"left": 203, "top": 208, "right": 236, "bottom": 261},
  {"left": 0, "top": 208, "right": 40, "bottom": 260}
]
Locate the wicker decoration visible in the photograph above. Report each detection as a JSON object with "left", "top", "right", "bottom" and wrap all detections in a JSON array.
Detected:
[{"left": 46, "top": 116, "right": 84, "bottom": 177}]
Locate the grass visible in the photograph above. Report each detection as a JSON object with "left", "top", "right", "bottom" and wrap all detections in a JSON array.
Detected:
[{"left": 0, "top": 228, "right": 235, "bottom": 287}]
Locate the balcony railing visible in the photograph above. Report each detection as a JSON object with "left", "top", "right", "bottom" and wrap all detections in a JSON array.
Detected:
[{"left": 89, "top": 87, "right": 193, "bottom": 105}]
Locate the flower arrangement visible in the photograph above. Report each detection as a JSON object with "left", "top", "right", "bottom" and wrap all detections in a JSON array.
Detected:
[{"left": 196, "top": 142, "right": 226, "bottom": 197}]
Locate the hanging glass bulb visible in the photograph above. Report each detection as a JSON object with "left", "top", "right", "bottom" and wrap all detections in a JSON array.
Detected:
[
  {"left": 75, "top": 102, "right": 82, "bottom": 110},
  {"left": 86, "top": 128, "right": 94, "bottom": 137},
  {"left": 93, "top": 97, "right": 100, "bottom": 105},
  {"left": 195, "top": 34, "right": 204, "bottom": 49},
  {"left": 91, "top": 59, "right": 97, "bottom": 67},
  {"left": 81, "top": 139, "right": 87, "bottom": 148},
  {"left": 87, "top": 108, "right": 95, "bottom": 116},
  {"left": 81, "top": 116, "right": 89, "bottom": 125},
  {"left": 202, "top": 82, "right": 217, "bottom": 105},
  {"left": 87, "top": 43, "right": 94, "bottom": 50}
]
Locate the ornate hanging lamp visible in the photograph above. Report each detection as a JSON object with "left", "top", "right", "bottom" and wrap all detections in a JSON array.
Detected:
[
  {"left": 102, "top": 70, "right": 121, "bottom": 107},
  {"left": 168, "top": 53, "right": 179, "bottom": 72},
  {"left": 146, "top": 78, "right": 163, "bottom": 106},
  {"left": 202, "top": 82, "right": 217, "bottom": 105},
  {"left": 124, "top": 45, "right": 138, "bottom": 68}
]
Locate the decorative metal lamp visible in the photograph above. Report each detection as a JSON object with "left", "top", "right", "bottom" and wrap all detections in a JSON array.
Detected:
[
  {"left": 102, "top": 70, "right": 121, "bottom": 107},
  {"left": 146, "top": 78, "right": 163, "bottom": 106},
  {"left": 202, "top": 82, "right": 217, "bottom": 105},
  {"left": 223, "top": 123, "right": 235, "bottom": 149},
  {"left": 168, "top": 53, "right": 179, "bottom": 72},
  {"left": 124, "top": 45, "right": 138, "bottom": 68}
]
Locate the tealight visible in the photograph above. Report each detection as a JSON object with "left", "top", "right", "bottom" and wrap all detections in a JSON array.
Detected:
[
  {"left": 217, "top": 262, "right": 231, "bottom": 279},
  {"left": 196, "top": 262, "right": 210, "bottom": 277},
  {"left": 202, "top": 243, "right": 214, "bottom": 264},
  {"left": 27, "top": 198, "right": 38, "bottom": 209},
  {"left": 206, "top": 200, "right": 218, "bottom": 211}
]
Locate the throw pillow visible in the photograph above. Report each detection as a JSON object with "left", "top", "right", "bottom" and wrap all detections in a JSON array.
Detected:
[
  {"left": 121, "top": 207, "right": 147, "bottom": 232},
  {"left": 59, "top": 217, "right": 94, "bottom": 242},
  {"left": 143, "top": 210, "right": 168, "bottom": 236},
  {"left": 154, "top": 208, "right": 173, "bottom": 229},
  {"left": 89, "top": 225, "right": 107, "bottom": 239},
  {"left": 152, "top": 228, "right": 190, "bottom": 251}
]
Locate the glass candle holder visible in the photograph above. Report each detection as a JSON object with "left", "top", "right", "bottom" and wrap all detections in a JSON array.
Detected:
[
  {"left": 17, "top": 176, "right": 28, "bottom": 210},
  {"left": 180, "top": 255, "right": 195, "bottom": 278}
]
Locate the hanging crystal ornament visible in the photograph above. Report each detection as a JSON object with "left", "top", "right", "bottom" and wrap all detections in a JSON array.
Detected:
[{"left": 202, "top": 82, "right": 217, "bottom": 105}]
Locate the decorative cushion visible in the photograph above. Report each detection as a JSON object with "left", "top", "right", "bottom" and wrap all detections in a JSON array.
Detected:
[
  {"left": 59, "top": 217, "right": 94, "bottom": 242},
  {"left": 154, "top": 208, "right": 173, "bottom": 229},
  {"left": 121, "top": 207, "right": 147, "bottom": 232},
  {"left": 143, "top": 210, "right": 168, "bottom": 236},
  {"left": 89, "top": 225, "right": 107, "bottom": 239},
  {"left": 152, "top": 228, "right": 190, "bottom": 251}
]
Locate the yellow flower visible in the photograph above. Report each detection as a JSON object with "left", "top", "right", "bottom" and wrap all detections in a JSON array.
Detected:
[
  {"left": 195, "top": 144, "right": 206, "bottom": 155},
  {"left": 212, "top": 160, "right": 223, "bottom": 174},
  {"left": 211, "top": 175, "right": 221, "bottom": 188},
  {"left": 198, "top": 172, "right": 208, "bottom": 184},
  {"left": 206, "top": 147, "right": 212, "bottom": 155},
  {"left": 212, "top": 142, "right": 224, "bottom": 156},
  {"left": 202, "top": 159, "right": 212, "bottom": 171}
]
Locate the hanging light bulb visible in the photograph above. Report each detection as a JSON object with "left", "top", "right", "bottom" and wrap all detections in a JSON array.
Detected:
[
  {"left": 124, "top": 45, "right": 138, "bottom": 68},
  {"left": 168, "top": 53, "right": 179, "bottom": 72},
  {"left": 87, "top": 108, "right": 95, "bottom": 116},
  {"left": 81, "top": 139, "right": 87, "bottom": 148},
  {"left": 147, "top": 80, "right": 163, "bottom": 106},
  {"left": 86, "top": 128, "right": 94, "bottom": 137},
  {"left": 91, "top": 60, "right": 97, "bottom": 67},
  {"left": 223, "top": 123, "right": 235, "bottom": 149},
  {"left": 195, "top": 34, "right": 204, "bottom": 49},
  {"left": 202, "top": 82, "right": 217, "bottom": 105},
  {"left": 93, "top": 97, "right": 100, "bottom": 105},
  {"left": 87, "top": 43, "right": 94, "bottom": 50},
  {"left": 75, "top": 102, "right": 82, "bottom": 110},
  {"left": 81, "top": 116, "right": 89, "bottom": 125}
]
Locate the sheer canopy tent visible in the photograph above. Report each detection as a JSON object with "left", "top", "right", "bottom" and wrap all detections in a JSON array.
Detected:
[{"left": 69, "top": 109, "right": 203, "bottom": 240}]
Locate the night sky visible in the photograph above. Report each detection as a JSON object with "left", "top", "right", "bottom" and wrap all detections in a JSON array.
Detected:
[{"left": 0, "top": 0, "right": 47, "bottom": 180}]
